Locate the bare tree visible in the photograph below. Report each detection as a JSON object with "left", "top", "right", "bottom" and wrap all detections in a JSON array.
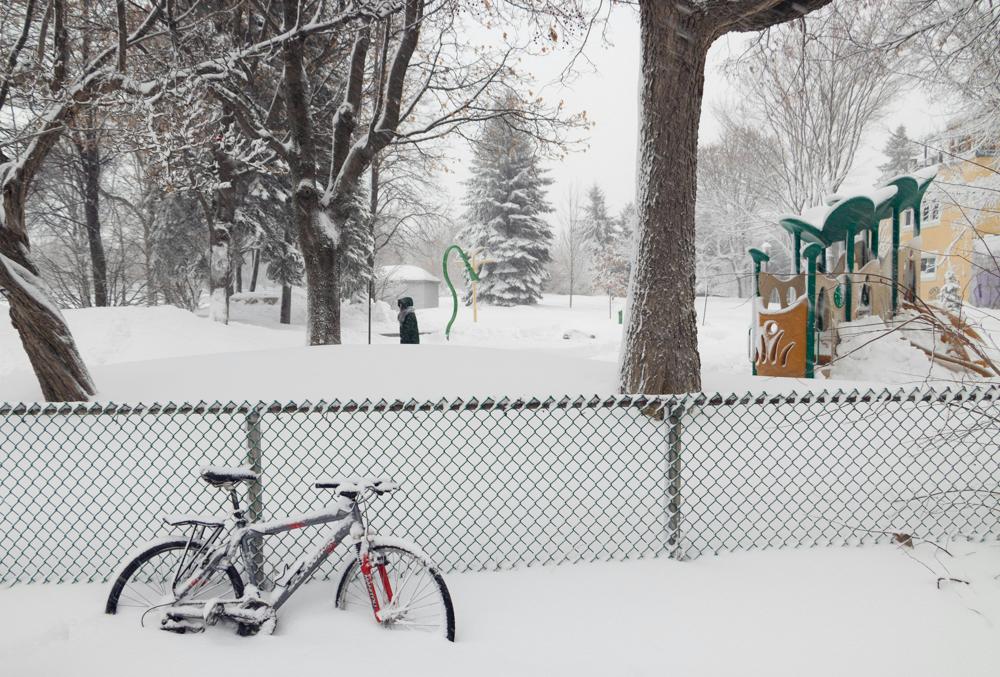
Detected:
[
  {"left": 549, "top": 186, "right": 590, "bottom": 306},
  {"left": 620, "top": 0, "right": 834, "bottom": 395},
  {"left": 725, "top": 3, "right": 903, "bottom": 212},
  {"left": 696, "top": 122, "right": 784, "bottom": 297},
  {"left": 882, "top": 0, "right": 1000, "bottom": 149}
]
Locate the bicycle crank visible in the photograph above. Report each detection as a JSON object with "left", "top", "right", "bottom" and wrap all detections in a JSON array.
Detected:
[{"left": 230, "top": 599, "right": 278, "bottom": 636}]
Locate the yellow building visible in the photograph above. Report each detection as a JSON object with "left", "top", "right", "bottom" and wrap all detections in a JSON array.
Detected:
[{"left": 889, "top": 140, "right": 1000, "bottom": 305}]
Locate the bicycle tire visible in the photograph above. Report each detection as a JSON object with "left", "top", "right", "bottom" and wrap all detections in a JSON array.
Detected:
[
  {"left": 105, "top": 538, "right": 244, "bottom": 616},
  {"left": 336, "top": 543, "right": 455, "bottom": 641}
]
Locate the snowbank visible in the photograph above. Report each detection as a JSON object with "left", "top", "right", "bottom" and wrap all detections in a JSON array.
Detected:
[
  {"left": 0, "top": 305, "right": 303, "bottom": 379},
  {"left": 2, "top": 295, "right": 997, "bottom": 403},
  {"left": 2, "top": 543, "right": 998, "bottom": 676},
  {"left": 0, "top": 345, "right": 619, "bottom": 403}
]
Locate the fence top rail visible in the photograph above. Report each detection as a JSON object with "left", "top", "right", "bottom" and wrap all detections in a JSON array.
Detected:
[{"left": 1, "top": 384, "right": 998, "bottom": 417}]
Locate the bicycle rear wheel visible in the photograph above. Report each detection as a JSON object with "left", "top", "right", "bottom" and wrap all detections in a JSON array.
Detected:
[
  {"left": 105, "top": 539, "right": 244, "bottom": 619},
  {"left": 336, "top": 543, "right": 455, "bottom": 641}
]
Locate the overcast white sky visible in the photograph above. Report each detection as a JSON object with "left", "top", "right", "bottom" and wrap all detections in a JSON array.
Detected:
[{"left": 440, "top": 6, "right": 953, "bottom": 230}]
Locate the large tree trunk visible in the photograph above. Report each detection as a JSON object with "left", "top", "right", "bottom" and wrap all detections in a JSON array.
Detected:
[
  {"left": 76, "top": 124, "right": 108, "bottom": 307},
  {"left": 281, "top": 0, "right": 342, "bottom": 345},
  {"left": 620, "top": 2, "right": 707, "bottom": 394},
  {"left": 299, "top": 194, "right": 341, "bottom": 343},
  {"left": 0, "top": 189, "right": 96, "bottom": 401},
  {"left": 620, "top": 0, "right": 833, "bottom": 394}
]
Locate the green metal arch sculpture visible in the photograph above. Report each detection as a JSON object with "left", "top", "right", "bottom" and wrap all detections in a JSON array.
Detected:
[{"left": 442, "top": 244, "right": 481, "bottom": 341}]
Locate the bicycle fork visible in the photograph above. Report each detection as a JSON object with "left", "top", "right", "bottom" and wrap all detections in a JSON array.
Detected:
[{"left": 360, "top": 551, "right": 394, "bottom": 623}]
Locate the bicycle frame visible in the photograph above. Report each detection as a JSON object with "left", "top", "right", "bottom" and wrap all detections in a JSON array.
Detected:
[{"left": 170, "top": 495, "right": 366, "bottom": 614}]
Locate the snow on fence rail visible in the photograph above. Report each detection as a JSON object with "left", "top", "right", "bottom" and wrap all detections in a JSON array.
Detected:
[{"left": 2, "top": 388, "right": 999, "bottom": 584}]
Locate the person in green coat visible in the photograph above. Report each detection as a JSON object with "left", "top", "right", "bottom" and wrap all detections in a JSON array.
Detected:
[{"left": 397, "top": 297, "right": 419, "bottom": 344}]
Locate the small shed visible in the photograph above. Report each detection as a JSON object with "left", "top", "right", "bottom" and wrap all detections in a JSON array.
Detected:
[{"left": 378, "top": 264, "right": 441, "bottom": 309}]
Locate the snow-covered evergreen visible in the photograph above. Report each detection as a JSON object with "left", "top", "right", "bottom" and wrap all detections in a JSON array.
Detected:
[
  {"left": 939, "top": 269, "right": 963, "bottom": 314},
  {"left": 878, "top": 125, "right": 916, "bottom": 180},
  {"left": 585, "top": 186, "right": 629, "bottom": 311},
  {"left": 458, "top": 118, "right": 553, "bottom": 306},
  {"left": 583, "top": 185, "right": 615, "bottom": 245}
]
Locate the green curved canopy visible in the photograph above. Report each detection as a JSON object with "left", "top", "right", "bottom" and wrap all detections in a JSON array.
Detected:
[
  {"left": 748, "top": 247, "right": 771, "bottom": 265},
  {"left": 871, "top": 185, "right": 899, "bottom": 221},
  {"left": 883, "top": 175, "right": 920, "bottom": 212},
  {"left": 883, "top": 167, "right": 937, "bottom": 212},
  {"left": 779, "top": 218, "right": 826, "bottom": 247}
]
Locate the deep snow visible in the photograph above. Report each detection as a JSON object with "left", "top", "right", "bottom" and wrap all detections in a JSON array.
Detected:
[
  {"left": 2, "top": 293, "right": 998, "bottom": 403},
  {"left": 2, "top": 543, "right": 998, "bottom": 676}
]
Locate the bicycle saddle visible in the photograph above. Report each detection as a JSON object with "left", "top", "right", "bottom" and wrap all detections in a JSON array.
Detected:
[
  {"left": 199, "top": 465, "right": 259, "bottom": 487},
  {"left": 315, "top": 476, "right": 398, "bottom": 495}
]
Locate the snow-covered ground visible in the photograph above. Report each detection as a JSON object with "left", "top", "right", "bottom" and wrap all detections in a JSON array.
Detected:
[
  {"left": 2, "top": 293, "right": 998, "bottom": 403},
  {"left": 2, "top": 542, "right": 998, "bottom": 676}
]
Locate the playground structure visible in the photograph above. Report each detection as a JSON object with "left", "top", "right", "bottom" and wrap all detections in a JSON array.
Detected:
[
  {"left": 442, "top": 245, "right": 493, "bottom": 340},
  {"left": 748, "top": 165, "right": 999, "bottom": 379}
]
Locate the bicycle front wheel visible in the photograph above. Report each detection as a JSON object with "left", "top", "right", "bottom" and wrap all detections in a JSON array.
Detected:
[
  {"left": 336, "top": 543, "right": 455, "bottom": 641},
  {"left": 105, "top": 539, "right": 244, "bottom": 618}
]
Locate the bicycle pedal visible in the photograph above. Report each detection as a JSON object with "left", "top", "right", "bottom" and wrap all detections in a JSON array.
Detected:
[{"left": 160, "top": 618, "right": 205, "bottom": 634}]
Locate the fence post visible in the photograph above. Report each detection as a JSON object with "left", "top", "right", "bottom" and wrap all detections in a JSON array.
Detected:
[
  {"left": 665, "top": 398, "right": 685, "bottom": 560},
  {"left": 245, "top": 407, "right": 267, "bottom": 588}
]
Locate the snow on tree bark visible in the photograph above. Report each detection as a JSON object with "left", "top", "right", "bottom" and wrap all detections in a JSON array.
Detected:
[
  {"left": 0, "top": 0, "right": 163, "bottom": 400},
  {"left": 620, "top": 0, "right": 833, "bottom": 395},
  {"left": 1, "top": 189, "right": 96, "bottom": 401}
]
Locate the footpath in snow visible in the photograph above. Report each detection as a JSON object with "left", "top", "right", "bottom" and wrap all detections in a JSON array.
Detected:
[{"left": 2, "top": 543, "right": 999, "bottom": 676}]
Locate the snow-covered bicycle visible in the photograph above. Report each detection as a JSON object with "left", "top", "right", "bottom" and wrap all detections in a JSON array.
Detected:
[{"left": 105, "top": 466, "right": 455, "bottom": 640}]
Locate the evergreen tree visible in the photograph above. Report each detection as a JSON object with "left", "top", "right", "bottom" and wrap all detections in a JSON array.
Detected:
[
  {"left": 879, "top": 125, "right": 916, "bottom": 180},
  {"left": 457, "top": 118, "right": 553, "bottom": 306},
  {"left": 585, "top": 186, "right": 630, "bottom": 315},
  {"left": 149, "top": 192, "right": 209, "bottom": 312},
  {"left": 337, "top": 185, "right": 374, "bottom": 299},
  {"left": 939, "top": 269, "right": 963, "bottom": 314},
  {"left": 583, "top": 185, "right": 615, "bottom": 244}
]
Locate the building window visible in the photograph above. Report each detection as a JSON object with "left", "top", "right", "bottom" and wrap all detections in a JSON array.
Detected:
[
  {"left": 903, "top": 209, "right": 914, "bottom": 230},
  {"left": 921, "top": 255, "right": 938, "bottom": 280},
  {"left": 921, "top": 199, "right": 941, "bottom": 225}
]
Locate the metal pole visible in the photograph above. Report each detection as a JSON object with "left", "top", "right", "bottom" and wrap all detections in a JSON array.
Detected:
[
  {"left": 472, "top": 252, "right": 479, "bottom": 323},
  {"left": 891, "top": 208, "right": 900, "bottom": 316},
  {"left": 844, "top": 227, "right": 855, "bottom": 322},
  {"left": 666, "top": 400, "right": 684, "bottom": 560},
  {"left": 245, "top": 409, "right": 266, "bottom": 588},
  {"left": 804, "top": 244, "right": 823, "bottom": 379}
]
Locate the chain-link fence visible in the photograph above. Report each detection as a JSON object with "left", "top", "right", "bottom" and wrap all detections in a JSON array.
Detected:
[{"left": 2, "top": 387, "right": 999, "bottom": 584}]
